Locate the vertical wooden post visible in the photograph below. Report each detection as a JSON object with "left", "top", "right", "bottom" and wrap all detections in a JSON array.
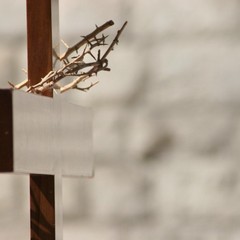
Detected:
[
  {"left": 27, "top": 0, "right": 53, "bottom": 96},
  {"left": 26, "top": 0, "right": 55, "bottom": 239}
]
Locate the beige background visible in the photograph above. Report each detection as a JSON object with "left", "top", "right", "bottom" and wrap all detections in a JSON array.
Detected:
[{"left": 1, "top": 0, "right": 240, "bottom": 239}]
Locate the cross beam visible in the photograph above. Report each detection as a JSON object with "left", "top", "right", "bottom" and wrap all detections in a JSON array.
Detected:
[{"left": 0, "top": 89, "right": 93, "bottom": 177}]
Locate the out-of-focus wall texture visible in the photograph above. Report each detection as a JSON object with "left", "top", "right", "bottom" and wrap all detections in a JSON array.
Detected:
[{"left": 1, "top": 0, "right": 240, "bottom": 239}]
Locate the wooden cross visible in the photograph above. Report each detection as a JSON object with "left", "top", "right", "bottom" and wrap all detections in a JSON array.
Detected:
[{"left": 0, "top": 1, "right": 94, "bottom": 239}]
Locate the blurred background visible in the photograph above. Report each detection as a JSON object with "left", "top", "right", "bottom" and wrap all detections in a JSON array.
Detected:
[{"left": 1, "top": 0, "right": 240, "bottom": 239}]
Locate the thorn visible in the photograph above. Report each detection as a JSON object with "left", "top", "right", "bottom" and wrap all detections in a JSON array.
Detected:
[
  {"left": 63, "top": 59, "right": 68, "bottom": 65},
  {"left": 22, "top": 68, "right": 27, "bottom": 74},
  {"left": 88, "top": 51, "right": 96, "bottom": 60},
  {"left": 97, "top": 50, "right": 101, "bottom": 61},
  {"left": 82, "top": 36, "right": 92, "bottom": 47},
  {"left": 82, "top": 44, "right": 88, "bottom": 54},
  {"left": 61, "top": 39, "right": 69, "bottom": 48},
  {"left": 8, "top": 81, "right": 15, "bottom": 88}
]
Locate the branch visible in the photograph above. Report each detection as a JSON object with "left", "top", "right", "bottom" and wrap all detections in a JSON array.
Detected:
[
  {"left": 60, "top": 20, "right": 114, "bottom": 60},
  {"left": 101, "top": 21, "right": 128, "bottom": 61},
  {"left": 10, "top": 20, "right": 127, "bottom": 94}
]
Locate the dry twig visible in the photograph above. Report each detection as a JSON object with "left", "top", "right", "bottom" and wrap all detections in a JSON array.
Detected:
[{"left": 10, "top": 20, "right": 127, "bottom": 94}]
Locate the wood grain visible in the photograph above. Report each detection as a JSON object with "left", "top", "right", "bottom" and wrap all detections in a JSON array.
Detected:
[{"left": 27, "top": 0, "right": 55, "bottom": 239}]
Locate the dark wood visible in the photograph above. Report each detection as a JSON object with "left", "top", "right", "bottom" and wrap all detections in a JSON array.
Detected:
[
  {"left": 0, "top": 89, "right": 13, "bottom": 172},
  {"left": 27, "top": 0, "right": 53, "bottom": 97},
  {"left": 30, "top": 175, "right": 55, "bottom": 240},
  {"left": 27, "top": 0, "right": 55, "bottom": 239}
]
